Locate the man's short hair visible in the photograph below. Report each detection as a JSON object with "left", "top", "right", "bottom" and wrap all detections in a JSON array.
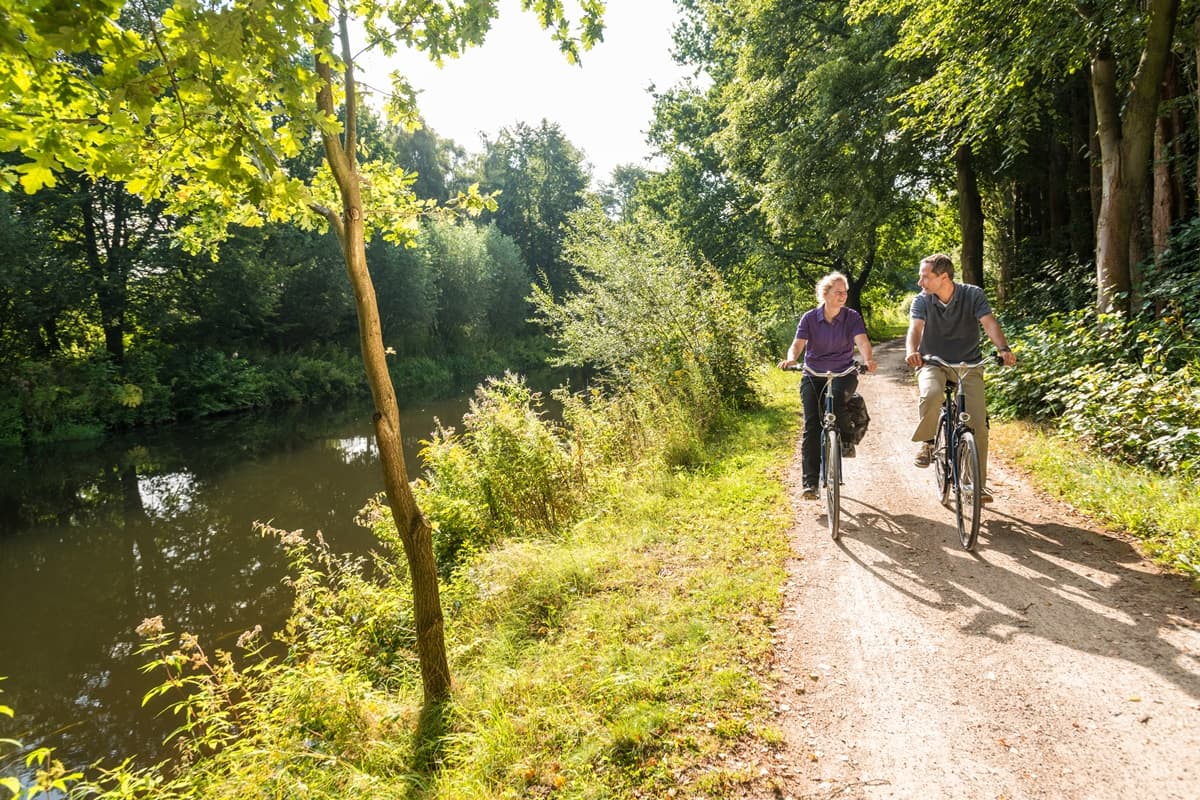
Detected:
[{"left": 921, "top": 253, "right": 955, "bottom": 279}]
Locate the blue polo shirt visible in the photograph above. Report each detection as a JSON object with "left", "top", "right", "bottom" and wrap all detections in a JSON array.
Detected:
[{"left": 796, "top": 305, "right": 867, "bottom": 371}]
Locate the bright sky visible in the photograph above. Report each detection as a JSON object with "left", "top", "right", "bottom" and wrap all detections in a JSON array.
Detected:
[{"left": 364, "top": 0, "right": 694, "bottom": 184}]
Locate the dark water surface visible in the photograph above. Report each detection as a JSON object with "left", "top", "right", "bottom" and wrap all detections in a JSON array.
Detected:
[{"left": 0, "top": 394, "right": 469, "bottom": 777}]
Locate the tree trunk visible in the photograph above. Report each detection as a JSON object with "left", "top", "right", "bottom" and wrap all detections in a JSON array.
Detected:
[
  {"left": 1048, "top": 138, "right": 1069, "bottom": 258},
  {"left": 1164, "top": 55, "right": 1189, "bottom": 222},
  {"left": 81, "top": 178, "right": 128, "bottom": 364},
  {"left": 955, "top": 144, "right": 985, "bottom": 289},
  {"left": 1069, "top": 73, "right": 1095, "bottom": 266},
  {"left": 317, "top": 26, "right": 451, "bottom": 707},
  {"left": 847, "top": 228, "right": 877, "bottom": 313},
  {"left": 1152, "top": 113, "right": 1172, "bottom": 264},
  {"left": 1088, "top": 0, "right": 1181, "bottom": 313},
  {"left": 1130, "top": 179, "right": 1148, "bottom": 308}
]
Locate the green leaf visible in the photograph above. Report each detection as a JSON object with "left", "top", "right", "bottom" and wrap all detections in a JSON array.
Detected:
[{"left": 17, "top": 163, "right": 56, "bottom": 193}]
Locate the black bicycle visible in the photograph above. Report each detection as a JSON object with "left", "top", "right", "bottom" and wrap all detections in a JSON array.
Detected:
[
  {"left": 922, "top": 355, "right": 997, "bottom": 550},
  {"left": 791, "top": 362, "right": 868, "bottom": 540}
]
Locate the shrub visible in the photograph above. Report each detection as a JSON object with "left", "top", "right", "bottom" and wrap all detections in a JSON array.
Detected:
[
  {"left": 990, "top": 309, "right": 1200, "bottom": 478},
  {"left": 1054, "top": 363, "right": 1200, "bottom": 477},
  {"left": 531, "top": 206, "right": 764, "bottom": 423},
  {"left": 167, "top": 349, "right": 271, "bottom": 419},
  {"left": 414, "top": 373, "right": 585, "bottom": 575},
  {"left": 988, "top": 310, "right": 1138, "bottom": 422}
]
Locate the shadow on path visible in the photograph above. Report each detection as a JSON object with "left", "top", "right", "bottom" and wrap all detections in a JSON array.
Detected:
[{"left": 830, "top": 498, "right": 1200, "bottom": 702}]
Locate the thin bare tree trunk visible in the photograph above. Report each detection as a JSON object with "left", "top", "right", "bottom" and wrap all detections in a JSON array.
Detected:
[
  {"left": 313, "top": 16, "right": 451, "bottom": 707},
  {"left": 1152, "top": 114, "right": 1172, "bottom": 265}
]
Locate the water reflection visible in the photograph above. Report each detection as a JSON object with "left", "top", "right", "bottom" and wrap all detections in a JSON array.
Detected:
[{"left": 0, "top": 394, "right": 468, "bottom": 776}]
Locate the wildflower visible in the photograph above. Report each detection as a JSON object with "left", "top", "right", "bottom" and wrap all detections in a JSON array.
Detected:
[
  {"left": 236, "top": 625, "right": 263, "bottom": 649},
  {"left": 280, "top": 528, "right": 306, "bottom": 547},
  {"left": 136, "top": 616, "right": 165, "bottom": 638}
]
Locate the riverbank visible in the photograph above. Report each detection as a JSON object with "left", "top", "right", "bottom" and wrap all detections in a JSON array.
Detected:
[
  {"left": 3, "top": 366, "right": 799, "bottom": 797},
  {"left": 0, "top": 337, "right": 559, "bottom": 448}
]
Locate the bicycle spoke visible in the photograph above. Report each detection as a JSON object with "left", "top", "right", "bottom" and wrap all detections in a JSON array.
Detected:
[{"left": 934, "top": 411, "right": 950, "bottom": 506}]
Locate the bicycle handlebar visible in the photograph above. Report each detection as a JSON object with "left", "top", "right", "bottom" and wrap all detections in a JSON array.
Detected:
[
  {"left": 921, "top": 354, "right": 1003, "bottom": 370},
  {"left": 785, "top": 362, "right": 868, "bottom": 377}
]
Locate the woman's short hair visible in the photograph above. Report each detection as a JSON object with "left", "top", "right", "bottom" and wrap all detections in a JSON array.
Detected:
[{"left": 816, "top": 271, "right": 849, "bottom": 304}]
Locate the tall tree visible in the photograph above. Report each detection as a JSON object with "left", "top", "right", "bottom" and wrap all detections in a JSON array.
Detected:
[
  {"left": 473, "top": 120, "right": 590, "bottom": 296},
  {"left": 0, "top": 0, "right": 604, "bottom": 708},
  {"left": 850, "top": 0, "right": 1185, "bottom": 312},
  {"left": 699, "top": 0, "right": 928, "bottom": 311},
  {"left": 71, "top": 176, "right": 166, "bottom": 364},
  {"left": 1085, "top": 0, "right": 1182, "bottom": 312}
]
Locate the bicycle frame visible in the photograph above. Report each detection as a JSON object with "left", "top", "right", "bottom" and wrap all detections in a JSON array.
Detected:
[{"left": 801, "top": 363, "right": 862, "bottom": 444}]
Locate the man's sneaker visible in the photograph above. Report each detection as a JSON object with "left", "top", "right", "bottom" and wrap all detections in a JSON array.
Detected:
[
  {"left": 802, "top": 486, "right": 818, "bottom": 501},
  {"left": 842, "top": 442, "right": 856, "bottom": 458},
  {"left": 914, "top": 441, "right": 934, "bottom": 468},
  {"left": 980, "top": 489, "right": 994, "bottom": 504}
]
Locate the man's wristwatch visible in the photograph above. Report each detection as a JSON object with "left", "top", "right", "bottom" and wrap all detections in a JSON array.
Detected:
[{"left": 998, "top": 347, "right": 1011, "bottom": 353}]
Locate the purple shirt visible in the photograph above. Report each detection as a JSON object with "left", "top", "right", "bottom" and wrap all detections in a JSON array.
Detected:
[{"left": 796, "top": 305, "right": 867, "bottom": 371}]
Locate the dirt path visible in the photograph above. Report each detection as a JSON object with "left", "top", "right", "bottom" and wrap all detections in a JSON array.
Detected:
[{"left": 731, "top": 339, "right": 1200, "bottom": 800}]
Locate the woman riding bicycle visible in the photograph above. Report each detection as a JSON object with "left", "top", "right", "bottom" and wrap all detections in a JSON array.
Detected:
[{"left": 778, "top": 272, "right": 877, "bottom": 500}]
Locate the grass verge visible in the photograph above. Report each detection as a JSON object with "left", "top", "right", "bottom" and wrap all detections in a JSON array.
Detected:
[
  {"left": 991, "top": 420, "right": 1200, "bottom": 583},
  {"left": 428, "top": 367, "right": 800, "bottom": 798}
]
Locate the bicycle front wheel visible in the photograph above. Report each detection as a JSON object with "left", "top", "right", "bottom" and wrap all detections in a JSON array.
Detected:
[
  {"left": 955, "top": 431, "right": 983, "bottom": 550},
  {"left": 934, "top": 410, "right": 950, "bottom": 506},
  {"left": 823, "top": 428, "right": 841, "bottom": 540}
]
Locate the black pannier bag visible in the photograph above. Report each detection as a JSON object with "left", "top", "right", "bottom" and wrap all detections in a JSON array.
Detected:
[{"left": 843, "top": 392, "right": 870, "bottom": 445}]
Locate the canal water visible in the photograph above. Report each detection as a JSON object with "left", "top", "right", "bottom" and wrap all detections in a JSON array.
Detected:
[{"left": 0, "top": 393, "right": 473, "bottom": 778}]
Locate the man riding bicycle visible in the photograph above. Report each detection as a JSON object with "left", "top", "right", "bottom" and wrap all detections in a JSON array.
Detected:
[{"left": 904, "top": 253, "right": 1017, "bottom": 503}]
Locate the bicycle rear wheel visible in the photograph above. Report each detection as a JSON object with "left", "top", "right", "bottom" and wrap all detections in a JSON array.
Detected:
[
  {"left": 823, "top": 428, "right": 841, "bottom": 539},
  {"left": 933, "top": 410, "right": 950, "bottom": 506},
  {"left": 955, "top": 431, "right": 983, "bottom": 550}
]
